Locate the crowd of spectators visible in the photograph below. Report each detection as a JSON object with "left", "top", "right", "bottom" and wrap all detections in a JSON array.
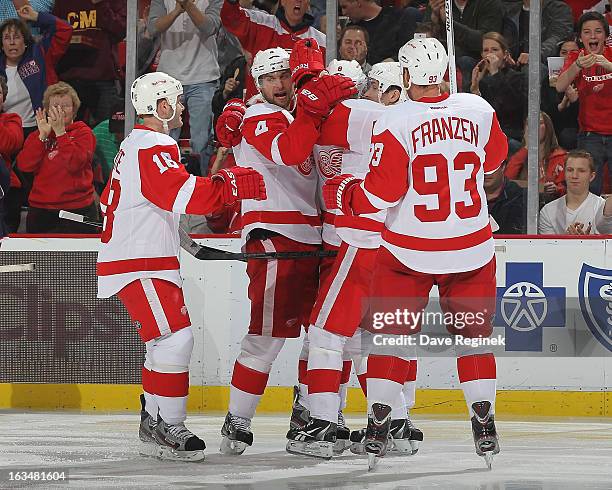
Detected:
[{"left": 0, "top": 0, "right": 611, "bottom": 238}]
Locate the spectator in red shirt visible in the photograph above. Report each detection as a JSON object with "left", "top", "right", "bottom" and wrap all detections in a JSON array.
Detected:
[
  {"left": 505, "top": 111, "right": 567, "bottom": 202},
  {"left": 0, "top": 74, "right": 24, "bottom": 232},
  {"left": 0, "top": 5, "right": 72, "bottom": 138},
  {"left": 16, "top": 82, "right": 97, "bottom": 234},
  {"left": 557, "top": 11, "right": 612, "bottom": 195}
]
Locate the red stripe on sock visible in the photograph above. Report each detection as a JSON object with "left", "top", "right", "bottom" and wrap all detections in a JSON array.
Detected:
[
  {"left": 298, "top": 359, "right": 308, "bottom": 384},
  {"left": 357, "top": 373, "right": 368, "bottom": 396},
  {"left": 150, "top": 370, "right": 189, "bottom": 397},
  {"left": 308, "top": 369, "right": 341, "bottom": 394},
  {"left": 340, "top": 360, "right": 352, "bottom": 384},
  {"left": 142, "top": 367, "right": 155, "bottom": 394},
  {"left": 231, "top": 361, "right": 269, "bottom": 395},
  {"left": 367, "top": 355, "right": 411, "bottom": 384},
  {"left": 457, "top": 354, "right": 496, "bottom": 383},
  {"left": 405, "top": 359, "right": 417, "bottom": 382}
]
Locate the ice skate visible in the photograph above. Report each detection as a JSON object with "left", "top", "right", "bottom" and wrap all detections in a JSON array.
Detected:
[
  {"left": 220, "top": 412, "right": 253, "bottom": 455},
  {"left": 138, "top": 394, "right": 159, "bottom": 457},
  {"left": 470, "top": 401, "right": 500, "bottom": 469},
  {"left": 153, "top": 416, "right": 205, "bottom": 462},
  {"left": 389, "top": 417, "right": 423, "bottom": 455},
  {"left": 289, "top": 385, "right": 310, "bottom": 430},
  {"left": 365, "top": 403, "right": 392, "bottom": 471},
  {"left": 334, "top": 411, "right": 351, "bottom": 455},
  {"left": 286, "top": 417, "right": 337, "bottom": 459}
]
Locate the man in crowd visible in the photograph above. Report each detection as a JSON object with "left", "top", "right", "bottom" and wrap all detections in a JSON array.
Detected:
[
  {"left": 149, "top": 0, "right": 222, "bottom": 176},
  {"left": 539, "top": 150, "right": 612, "bottom": 234},
  {"left": 338, "top": 25, "right": 371, "bottom": 74},
  {"left": 339, "top": 0, "right": 420, "bottom": 64}
]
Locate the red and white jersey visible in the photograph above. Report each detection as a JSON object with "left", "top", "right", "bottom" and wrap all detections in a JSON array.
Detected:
[
  {"left": 97, "top": 125, "right": 224, "bottom": 298},
  {"left": 235, "top": 102, "right": 321, "bottom": 245},
  {"left": 354, "top": 92, "right": 507, "bottom": 273},
  {"left": 315, "top": 98, "right": 386, "bottom": 249}
]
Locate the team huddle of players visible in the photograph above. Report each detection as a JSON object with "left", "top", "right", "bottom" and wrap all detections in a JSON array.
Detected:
[{"left": 97, "top": 35, "right": 506, "bottom": 470}]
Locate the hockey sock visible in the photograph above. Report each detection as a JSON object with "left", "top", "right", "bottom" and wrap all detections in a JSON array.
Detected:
[
  {"left": 146, "top": 327, "right": 193, "bottom": 425},
  {"left": 307, "top": 327, "right": 346, "bottom": 423},
  {"left": 297, "top": 332, "right": 310, "bottom": 409},
  {"left": 366, "top": 354, "right": 411, "bottom": 410},
  {"left": 338, "top": 360, "right": 352, "bottom": 411},
  {"left": 403, "top": 358, "right": 417, "bottom": 414},
  {"left": 229, "top": 334, "right": 285, "bottom": 420},
  {"left": 141, "top": 367, "right": 158, "bottom": 419},
  {"left": 456, "top": 353, "right": 497, "bottom": 417}
]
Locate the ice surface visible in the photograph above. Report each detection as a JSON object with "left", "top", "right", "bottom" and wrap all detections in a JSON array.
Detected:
[{"left": 1, "top": 413, "right": 611, "bottom": 489}]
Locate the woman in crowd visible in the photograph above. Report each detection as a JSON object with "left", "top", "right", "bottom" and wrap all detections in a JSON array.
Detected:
[
  {"left": 16, "top": 82, "right": 97, "bottom": 234},
  {"left": 0, "top": 5, "right": 72, "bottom": 138},
  {"left": 0, "top": 74, "right": 24, "bottom": 232},
  {"left": 557, "top": 11, "right": 612, "bottom": 195},
  {"left": 505, "top": 111, "right": 567, "bottom": 203},
  {"left": 470, "top": 32, "right": 528, "bottom": 157}
]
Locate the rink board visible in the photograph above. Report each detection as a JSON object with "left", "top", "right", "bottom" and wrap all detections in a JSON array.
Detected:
[{"left": 1, "top": 235, "right": 611, "bottom": 416}]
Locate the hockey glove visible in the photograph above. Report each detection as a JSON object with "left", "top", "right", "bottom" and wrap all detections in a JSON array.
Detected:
[
  {"left": 322, "top": 174, "right": 362, "bottom": 213},
  {"left": 215, "top": 99, "right": 246, "bottom": 148},
  {"left": 297, "top": 75, "right": 358, "bottom": 119},
  {"left": 213, "top": 166, "right": 267, "bottom": 205},
  {"left": 289, "top": 38, "right": 326, "bottom": 88}
]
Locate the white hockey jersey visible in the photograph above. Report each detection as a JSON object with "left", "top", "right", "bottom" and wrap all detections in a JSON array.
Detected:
[
  {"left": 352, "top": 93, "right": 508, "bottom": 273},
  {"left": 235, "top": 102, "right": 321, "bottom": 245},
  {"left": 315, "top": 98, "right": 387, "bottom": 249},
  {"left": 97, "top": 125, "right": 225, "bottom": 298}
]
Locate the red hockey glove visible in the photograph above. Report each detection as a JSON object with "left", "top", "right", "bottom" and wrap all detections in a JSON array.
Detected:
[
  {"left": 322, "top": 174, "right": 362, "bottom": 212},
  {"left": 297, "top": 75, "right": 358, "bottom": 119},
  {"left": 213, "top": 166, "right": 267, "bottom": 205},
  {"left": 215, "top": 99, "right": 246, "bottom": 148},
  {"left": 289, "top": 38, "right": 326, "bottom": 88}
]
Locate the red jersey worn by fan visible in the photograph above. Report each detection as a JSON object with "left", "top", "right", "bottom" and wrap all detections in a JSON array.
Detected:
[
  {"left": 359, "top": 92, "right": 507, "bottom": 274},
  {"left": 97, "top": 125, "right": 226, "bottom": 299}
]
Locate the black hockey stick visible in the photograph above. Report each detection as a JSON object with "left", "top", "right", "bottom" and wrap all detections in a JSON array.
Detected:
[{"left": 59, "top": 211, "right": 337, "bottom": 262}]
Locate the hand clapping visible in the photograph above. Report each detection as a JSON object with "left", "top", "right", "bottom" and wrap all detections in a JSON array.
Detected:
[
  {"left": 47, "top": 105, "right": 66, "bottom": 136},
  {"left": 35, "top": 108, "right": 51, "bottom": 140}
]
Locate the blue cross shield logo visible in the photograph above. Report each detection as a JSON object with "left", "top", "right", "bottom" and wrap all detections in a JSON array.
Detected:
[
  {"left": 578, "top": 264, "right": 612, "bottom": 352},
  {"left": 495, "top": 263, "right": 566, "bottom": 351}
]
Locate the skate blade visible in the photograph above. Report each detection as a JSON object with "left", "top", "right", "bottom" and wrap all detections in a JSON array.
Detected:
[
  {"left": 220, "top": 436, "right": 248, "bottom": 455},
  {"left": 484, "top": 451, "right": 494, "bottom": 470},
  {"left": 155, "top": 445, "right": 205, "bottom": 462},
  {"left": 333, "top": 438, "right": 351, "bottom": 455},
  {"left": 367, "top": 452, "right": 380, "bottom": 471},
  {"left": 285, "top": 440, "right": 333, "bottom": 460}
]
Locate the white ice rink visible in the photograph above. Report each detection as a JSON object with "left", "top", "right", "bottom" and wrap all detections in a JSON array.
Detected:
[{"left": 1, "top": 412, "right": 611, "bottom": 489}]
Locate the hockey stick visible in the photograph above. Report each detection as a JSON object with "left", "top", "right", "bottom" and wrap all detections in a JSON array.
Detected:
[
  {"left": 0, "top": 263, "right": 36, "bottom": 273},
  {"left": 59, "top": 211, "right": 337, "bottom": 262},
  {"left": 444, "top": 0, "right": 458, "bottom": 94}
]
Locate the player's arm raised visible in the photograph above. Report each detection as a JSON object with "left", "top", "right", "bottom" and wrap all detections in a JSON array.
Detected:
[
  {"left": 323, "top": 125, "right": 410, "bottom": 215},
  {"left": 138, "top": 144, "right": 265, "bottom": 215}
]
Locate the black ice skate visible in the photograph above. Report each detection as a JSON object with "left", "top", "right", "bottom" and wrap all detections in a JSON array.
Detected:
[
  {"left": 220, "top": 412, "right": 253, "bottom": 455},
  {"left": 289, "top": 385, "right": 310, "bottom": 430},
  {"left": 389, "top": 417, "right": 424, "bottom": 455},
  {"left": 334, "top": 411, "right": 351, "bottom": 455},
  {"left": 153, "top": 416, "right": 206, "bottom": 462},
  {"left": 138, "top": 394, "right": 159, "bottom": 457},
  {"left": 471, "top": 401, "right": 500, "bottom": 469},
  {"left": 364, "top": 403, "right": 392, "bottom": 470},
  {"left": 286, "top": 417, "right": 337, "bottom": 459}
]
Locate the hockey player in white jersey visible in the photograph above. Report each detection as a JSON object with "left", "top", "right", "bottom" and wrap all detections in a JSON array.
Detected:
[
  {"left": 219, "top": 46, "right": 356, "bottom": 456},
  {"left": 324, "top": 38, "right": 508, "bottom": 469},
  {"left": 286, "top": 58, "right": 422, "bottom": 459},
  {"left": 96, "top": 72, "right": 266, "bottom": 462}
]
